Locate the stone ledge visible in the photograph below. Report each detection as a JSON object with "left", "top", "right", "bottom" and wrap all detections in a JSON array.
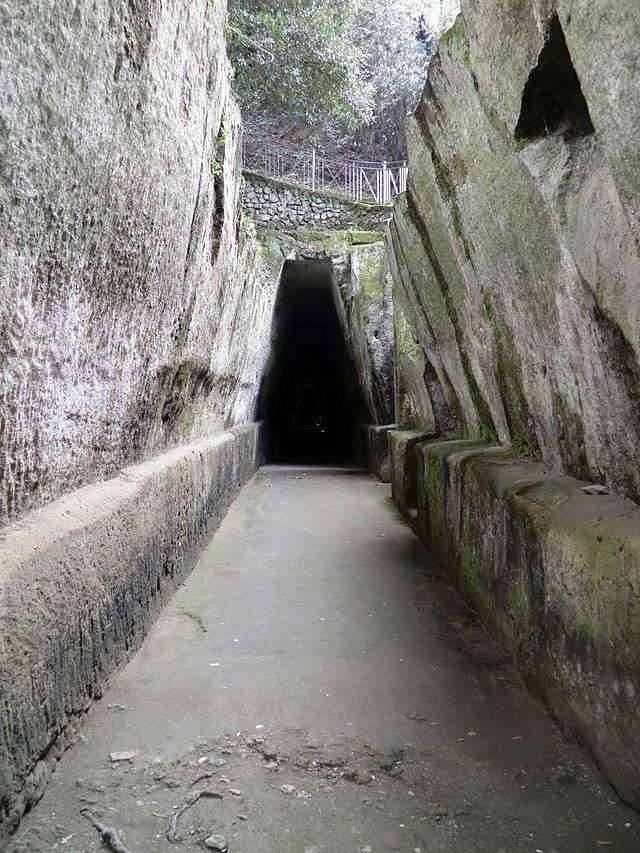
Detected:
[
  {"left": 392, "top": 433, "right": 640, "bottom": 807},
  {"left": 358, "top": 424, "right": 396, "bottom": 482},
  {"left": 389, "top": 429, "right": 436, "bottom": 527},
  {"left": 0, "top": 422, "right": 268, "bottom": 839}
]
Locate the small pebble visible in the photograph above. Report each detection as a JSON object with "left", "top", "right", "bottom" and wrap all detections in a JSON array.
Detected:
[
  {"left": 280, "top": 784, "right": 296, "bottom": 794},
  {"left": 109, "top": 750, "right": 139, "bottom": 763},
  {"left": 204, "top": 833, "right": 227, "bottom": 851},
  {"left": 582, "top": 484, "right": 609, "bottom": 496}
]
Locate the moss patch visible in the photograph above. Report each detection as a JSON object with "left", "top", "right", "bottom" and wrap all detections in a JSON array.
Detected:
[
  {"left": 440, "top": 14, "right": 470, "bottom": 67},
  {"left": 256, "top": 226, "right": 383, "bottom": 260},
  {"left": 354, "top": 243, "right": 385, "bottom": 298},
  {"left": 548, "top": 521, "right": 640, "bottom": 647}
]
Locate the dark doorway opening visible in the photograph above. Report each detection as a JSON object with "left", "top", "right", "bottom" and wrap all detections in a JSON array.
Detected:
[{"left": 257, "top": 258, "right": 366, "bottom": 463}]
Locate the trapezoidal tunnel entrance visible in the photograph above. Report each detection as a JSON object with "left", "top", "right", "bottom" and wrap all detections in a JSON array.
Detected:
[{"left": 257, "top": 258, "right": 367, "bottom": 464}]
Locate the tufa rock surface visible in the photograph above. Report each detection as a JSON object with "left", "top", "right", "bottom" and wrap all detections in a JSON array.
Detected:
[
  {"left": 390, "top": 1, "right": 640, "bottom": 500},
  {"left": 0, "top": 0, "right": 276, "bottom": 526},
  {"left": 388, "top": 0, "right": 640, "bottom": 807},
  {"left": 0, "top": 0, "right": 276, "bottom": 835}
]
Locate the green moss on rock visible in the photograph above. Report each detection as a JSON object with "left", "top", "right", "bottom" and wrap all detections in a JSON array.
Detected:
[
  {"left": 256, "top": 226, "right": 383, "bottom": 260},
  {"left": 354, "top": 243, "right": 385, "bottom": 298},
  {"left": 439, "top": 15, "right": 470, "bottom": 67},
  {"left": 547, "top": 521, "right": 640, "bottom": 647}
]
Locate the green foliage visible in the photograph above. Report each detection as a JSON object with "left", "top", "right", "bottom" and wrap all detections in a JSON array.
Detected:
[
  {"left": 227, "top": 0, "right": 435, "bottom": 156},
  {"left": 228, "top": 1, "right": 371, "bottom": 133},
  {"left": 213, "top": 112, "right": 230, "bottom": 177},
  {"left": 356, "top": 0, "right": 434, "bottom": 113}
]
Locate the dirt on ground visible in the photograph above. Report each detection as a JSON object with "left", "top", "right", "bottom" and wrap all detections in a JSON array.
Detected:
[{"left": 9, "top": 724, "right": 639, "bottom": 853}]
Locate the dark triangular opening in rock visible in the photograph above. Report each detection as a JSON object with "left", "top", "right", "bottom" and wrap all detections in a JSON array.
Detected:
[{"left": 515, "top": 15, "right": 595, "bottom": 140}]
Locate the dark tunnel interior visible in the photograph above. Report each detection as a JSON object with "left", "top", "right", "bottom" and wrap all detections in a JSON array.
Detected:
[{"left": 257, "top": 258, "right": 368, "bottom": 463}]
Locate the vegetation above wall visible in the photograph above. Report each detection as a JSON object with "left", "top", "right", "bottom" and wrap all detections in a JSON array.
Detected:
[{"left": 227, "top": 0, "right": 437, "bottom": 159}]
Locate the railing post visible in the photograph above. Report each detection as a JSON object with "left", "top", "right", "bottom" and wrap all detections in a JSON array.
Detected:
[{"left": 312, "top": 148, "right": 316, "bottom": 191}]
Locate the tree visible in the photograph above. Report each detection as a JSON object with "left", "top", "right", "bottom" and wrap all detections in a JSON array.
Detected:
[
  {"left": 227, "top": 0, "right": 372, "bottom": 145},
  {"left": 227, "top": 0, "right": 437, "bottom": 158}
]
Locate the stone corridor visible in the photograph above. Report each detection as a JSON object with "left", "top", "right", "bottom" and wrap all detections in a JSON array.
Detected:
[
  {"left": 2, "top": 0, "right": 640, "bottom": 848},
  {"left": 11, "top": 467, "right": 639, "bottom": 852}
]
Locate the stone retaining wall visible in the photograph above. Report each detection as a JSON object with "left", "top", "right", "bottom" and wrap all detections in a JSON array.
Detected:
[
  {"left": 0, "top": 422, "right": 267, "bottom": 840},
  {"left": 243, "top": 172, "right": 391, "bottom": 230}
]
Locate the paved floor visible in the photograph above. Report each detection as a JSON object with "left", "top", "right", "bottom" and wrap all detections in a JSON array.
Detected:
[{"left": 12, "top": 466, "right": 640, "bottom": 852}]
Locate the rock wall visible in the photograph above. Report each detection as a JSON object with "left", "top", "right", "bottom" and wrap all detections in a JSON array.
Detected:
[
  {"left": 391, "top": 2, "right": 640, "bottom": 500},
  {"left": 0, "top": 0, "right": 276, "bottom": 526},
  {"left": 0, "top": 0, "right": 278, "bottom": 833},
  {"left": 243, "top": 172, "right": 392, "bottom": 231},
  {"left": 388, "top": 0, "right": 640, "bottom": 805}
]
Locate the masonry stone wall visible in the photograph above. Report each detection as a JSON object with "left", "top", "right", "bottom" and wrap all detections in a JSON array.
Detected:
[{"left": 243, "top": 172, "right": 391, "bottom": 230}]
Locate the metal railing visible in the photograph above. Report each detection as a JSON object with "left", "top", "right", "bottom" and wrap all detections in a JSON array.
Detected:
[{"left": 243, "top": 137, "right": 408, "bottom": 205}]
